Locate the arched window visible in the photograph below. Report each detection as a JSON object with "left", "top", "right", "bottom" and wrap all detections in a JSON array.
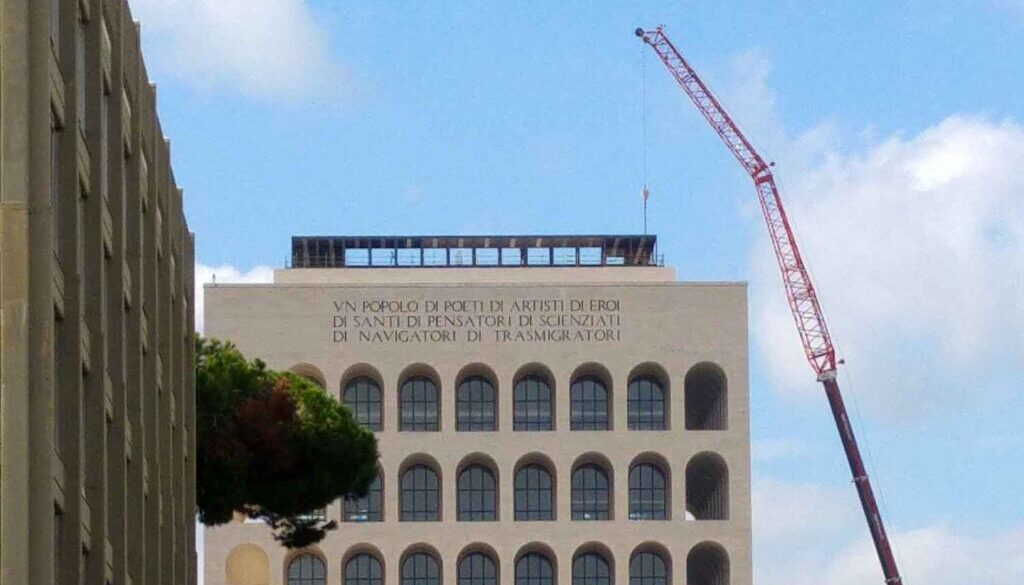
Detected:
[
  {"left": 287, "top": 554, "right": 326, "bottom": 585},
  {"left": 572, "top": 552, "right": 611, "bottom": 585},
  {"left": 402, "top": 552, "right": 441, "bottom": 585},
  {"left": 515, "top": 464, "right": 554, "bottom": 520},
  {"left": 345, "top": 554, "right": 383, "bottom": 585},
  {"left": 685, "top": 364, "right": 727, "bottom": 430},
  {"left": 571, "top": 464, "right": 611, "bottom": 520},
  {"left": 686, "top": 543, "right": 729, "bottom": 585},
  {"left": 457, "top": 376, "right": 496, "bottom": 431},
  {"left": 400, "top": 376, "right": 439, "bottom": 431},
  {"left": 514, "top": 375, "right": 553, "bottom": 431},
  {"left": 458, "top": 465, "right": 497, "bottom": 521},
  {"left": 344, "top": 377, "right": 382, "bottom": 431},
  {"left": 570, "top": 376, "right": 609, "bottom": 430},
  {"left": 458, "top": 552, "right": 498, "bottom": 585},
  {"left": 629, "top": 463, "right": 667, "bottom": 520},
  {"left": 629, "top": 552, "right": 667, "bottom": 585},
  {"left": 401, "top": 465, "right": 440, "bottom": 521},
  {"left": 686, "top": 454, "right": 729, "bottom": 521},
  {"left": 628, "top": 376, "right": 666, "bottom": 430},
  {"left": 344, "top": 472, "right": 383, "bottom": 522},
  {"left": 516, "top": 553, "right": 555, "bottom": 585}
]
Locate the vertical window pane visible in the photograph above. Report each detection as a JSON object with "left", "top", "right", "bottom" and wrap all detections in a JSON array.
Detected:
[
  {"left": 628, "top": 376, "right": 666, "bottom": 430},
  {"left": 628, "top": 464, "right": 667, "bottom": 520},
  {"left": 514, "top": 376, "right": 552, "bottom": 431},
  {"left": 287, "top": 554, "right": 326, "bottom": 585},
  {"left": 400, "top": 377, "right": 439, "bottom": 431},
  {"left": 346, "top": 554, "right": 383, "bottom": 585},
  {"left": 458, "top": 465, "right": 497, "bottom": 521},
  {"left": 571, "top": 465, "right": 610, "bottom": 520},
  {"left": 570, "top": 377, "right": 609, "bottom": 430},
  {"left": 402, "top": 553, "right": 441, "bottom": 585},
  {"left": 515, "top": 465, "right": 554, "bottom": 520},
  {"left": 344, "top": 473, "right": 383, "bottom": 522},
  {"left": 344, "top": 376, "right": 382, "bottom": 431},
  {"left": 401, "top": 465, "right": 439, "bottom": 521},
  {"left": 629, "top": 553, "right": 667, "bottom": 585},
  {"left": 459, "top": 552, "right": 497, "bottom": 585},
  {"left": 572, "top": 553, "right": 611, "bottom": 585},
  {"left": 516, "top": 553, "right": 554, "bottom": 585},
  {"left": 457, "top": 376, "right": 496, "bottom": 431}
]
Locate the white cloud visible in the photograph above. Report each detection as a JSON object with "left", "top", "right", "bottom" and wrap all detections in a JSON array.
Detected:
[
  {"left": 194, "top": 263, "right": 274, "bottom": 333},
  {"left": 130, "top": 0, "right": 342, "bottom": 100}
]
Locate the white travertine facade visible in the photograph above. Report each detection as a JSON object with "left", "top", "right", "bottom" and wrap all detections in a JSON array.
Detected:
[{"left": 204, "top": 254, "right": 750, "bottom": 585}]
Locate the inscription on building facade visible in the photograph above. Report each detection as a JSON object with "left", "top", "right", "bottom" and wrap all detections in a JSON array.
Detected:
[{"left": 331, "top": 298, "right": 622, "bottom": 344}]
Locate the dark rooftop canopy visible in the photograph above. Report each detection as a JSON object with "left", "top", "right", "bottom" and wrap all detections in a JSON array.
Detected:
[{"left": 290, "top": 235, "right": 660, "bottom": 268}]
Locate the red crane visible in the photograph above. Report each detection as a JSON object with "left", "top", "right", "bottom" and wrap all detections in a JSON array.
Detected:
[{"left": 636, "top": 26, "right": 903, "bottom": 585}]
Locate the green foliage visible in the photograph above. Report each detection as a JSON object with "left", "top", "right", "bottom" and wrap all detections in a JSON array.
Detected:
[{"left": 196, "top": 337, "right": 378, "bottom": 547}]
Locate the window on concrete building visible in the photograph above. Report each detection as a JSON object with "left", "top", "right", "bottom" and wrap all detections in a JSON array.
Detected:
[
  {"left": 344, "top": 376, "right": 382, "bottom": 431},
  {"left": 401, "top": 552, "right": 441, "bottom": 585},
  {"left": 572, "top": 552, "right": 611, "bottom": 585},
  {"left": 685, "top": 453, "right": 729, "bottom": 521},
  {"left": 50, "top": 108, "right": 63, "bottom": 262},
  {"left": 628, "top": 375, "right": 666, "bottom": 430},
  {"left": 458, "top": 552, "right": 498, "bottom": 585},
  {"left": 515, "top": 553, "right": 555, "bottom": 585},
  {"left": 629, "top": 552, "right": 668, "bottom": 585},
  {"left": 344, "top": 472, "right": 383, "bottom": 522},
  {"left": 400, "top": 377, "right": 438, "bottom": 432},
  {"left": 400, "top": 465, "right": 440, "bottom": 521},
  {"left": 287, "top": 554, "right": 326, "bottom": 585},
  {"left": 628, "top": 463, "right": 667, "bottom": 520},
  {"left": 457, "top": 465, "right": 497, "bottom": 521},
  {"left": 686, "top": 543, "right": 729, "bottom": 585},
  {"left": 570, "top": 376, "right": 609, "bottom": 430},
  {"left": 76, "top": 10, "right": 87, "bottom": 133},
  {"left": 514, "top": 464, "right": 554, "bottom": 521},
  {"left": 684, "top": 363, "right": 727, "bottom": 430},
  {"left": 457, "top": 375, "right": 496, "bottom": 431},
  {"left": 571, "top": 464, "right": 610, "bottom": 520},
  {"left": 513, "top": 375, "right": 552, "bottom": 431},
  {"left": 345, "top": 554, "right": 383, "bottom": 585}
]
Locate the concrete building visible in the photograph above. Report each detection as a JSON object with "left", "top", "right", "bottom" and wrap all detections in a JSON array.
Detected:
[
  {"left": 204, "top": 235, "right": 750, "bottom": 585},
  {"left": 0, "top": 1, "right": 196, "bottom": 584}
]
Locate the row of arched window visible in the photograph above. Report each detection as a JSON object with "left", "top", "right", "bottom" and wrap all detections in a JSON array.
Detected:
[
  {"left": 291, "top": 362, "right": 728, "bottom": 433},
  {"left": 341, "top": 452, "right": 728, "bottom": 523},
  {"left": 282, "top": 542, "right": 729, "bottom": 585}
]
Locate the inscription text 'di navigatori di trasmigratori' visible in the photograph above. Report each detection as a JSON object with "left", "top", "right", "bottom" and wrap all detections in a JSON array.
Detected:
[{"left": 330, "top": 298, "right": 622, "bottom": 344}]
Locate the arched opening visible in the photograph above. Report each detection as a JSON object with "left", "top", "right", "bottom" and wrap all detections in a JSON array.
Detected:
[
  {"left": 225, "top": 543, "right": 269, "bottom": 585},
  {"left": 458, "top": 547, "right": 499, "bottom": 585},
  {"left": 457, "top": 458, "right": 498, "bottom": 521},
  {"left": 343, "top": 376, "right": 383, "bottom": 431},
  {"left": 629, "top": 545, "right": 670, "bottom": 585},
  {"left": 684, "top": 363, "right": 727, "bottom": 430},
  {"left": 398, "top": 364, "right": 441, "bottom": 431},
  {"left": 401, "top": 548, "right": 442, "bottom": 585},
  {"left": 513, "top": 364, "right": 555, "bottom": 431},
  {"left": 627, "top": 363, "right": 669, "bottom": 430},
  {"left": 456, "top": 365, "right": 498, "bottom": 431},
  {"left": 685, "top": 453, "right": 729, "bottom": 520},
  {"left": 686, "top": 542, "right": 729, "bottom": 585},
  {"left": 571, "top": 455, "right": 613, "bottom": 520},
  {"left": 628, "top": 456, "right": 669, "bottom": 520},
  {"left": 399, "top": 455, "right": 442, "bottom": 521},
  {"left": 515, "top": 546, "right": 556, "bottom": 585},
  {"left": 344, "top": 469, "right": 383, "bottom": 522},
  {"left": 290, "top": 363, "right": 326, "bottom": 389},
  {"left": 287, "top": 553, "right": 326, "bottom": 585},
  {"left": 514, "top": 454, "right": 556, "bottom": 521},
  {"left": 570, "top": 363, "right": 612, "bottom": 430},
  {"left": 344, "top": 551, "right": 384, "bottom": 585}
]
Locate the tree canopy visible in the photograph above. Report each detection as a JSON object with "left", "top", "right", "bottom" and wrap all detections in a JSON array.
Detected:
[{"left": 196, "top": 337, "right": 378, "bottom": 547}]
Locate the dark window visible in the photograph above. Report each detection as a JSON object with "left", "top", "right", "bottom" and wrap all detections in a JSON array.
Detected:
[
  {"left": 400, "top": 377, "right": 439, "bottom": 431},
  {"left": 685, "top": 364, "right": 727, "bottom": 430},
  {"left": 629, "top": 464, "right": 667, "bottom": 520},
  {"left": 516, "top": 553, "right": 555, "bottom": 585},
  {"left": 287, "top": 554, "right": 326, "bottom": 585},
  {"left": 457, "top": 465, "right": 497, "bottom": 521},
  {"left": 402, "top": 553, "right": 441, "bottom": 585},
  {"left": 344, "top": 473, "right": 383, "bottom": 522},
  {"left": 686, "top": 543, "right": 728, "bottom": 585},
  {"left": 572, "top": 553, "right": 611, "bottom": 585},
  {"left": 400, "top": 465, "right": 440, "bottom": 521},
  {"left": 686, "top": 454, "right": 729, "bottom": 520},
  {"left": 628, "top": 376, "right": 666, "bottom": 430},
  {"left": 570, "top": 376, "right": 609, "bottom": 430},
  {"left": 458, "top": 552, "right": 498, "bottom": 585},
  {"left": 50, "top": 109, "right": 63, "bottom": 261},
  {"left": 629, "top": 553, "right": 667, "bottom": 585},
  {"left": 345, "top": 376, "right": 382, "bottom": 431},
  {"left": 514, "top": 375, "right": 552, "bottom": 431},
  {"left": 457, "top": 376, "right": 496, "bottom": 431},
  {"left": 514, "top": 465, "right": 554, "bottom": 521},
  {"left": 345, "top": 554, "right": 383, "bottom": 585},
  {"left": 571, "top": 465, "right": 610, "bottom": 520}
]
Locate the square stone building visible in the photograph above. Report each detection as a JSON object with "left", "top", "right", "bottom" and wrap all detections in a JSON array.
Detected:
[{"left": 204, "top": 235, "right": 750, "bottom": 585}]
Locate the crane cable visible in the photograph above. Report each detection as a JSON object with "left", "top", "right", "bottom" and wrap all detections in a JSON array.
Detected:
[{"left": 641, "top": 42, "right": 650, "bottom": 234}]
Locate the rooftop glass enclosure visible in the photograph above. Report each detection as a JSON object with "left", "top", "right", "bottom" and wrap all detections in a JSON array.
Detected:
[{"left": 290, "top": 235, "right": 662, "bottom": 268}]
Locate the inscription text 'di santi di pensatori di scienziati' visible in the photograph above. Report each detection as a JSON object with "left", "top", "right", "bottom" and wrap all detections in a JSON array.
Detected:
[{"left": 331, "top": 298, "right": 622, "bottom": 344}]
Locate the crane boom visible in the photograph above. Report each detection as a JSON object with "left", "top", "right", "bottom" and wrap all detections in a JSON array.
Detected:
[{"left": 636, "top": 26, "right": 904, "bottom": 585}]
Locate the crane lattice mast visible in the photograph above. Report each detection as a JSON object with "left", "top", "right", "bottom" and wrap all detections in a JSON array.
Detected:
[{"left": 635, "top": 26, "right": 903, "bottom": 585}]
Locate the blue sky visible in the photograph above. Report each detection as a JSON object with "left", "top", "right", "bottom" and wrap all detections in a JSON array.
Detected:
[{"left": 130, "top": 1, "right": 1024, "bottom": 582}]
